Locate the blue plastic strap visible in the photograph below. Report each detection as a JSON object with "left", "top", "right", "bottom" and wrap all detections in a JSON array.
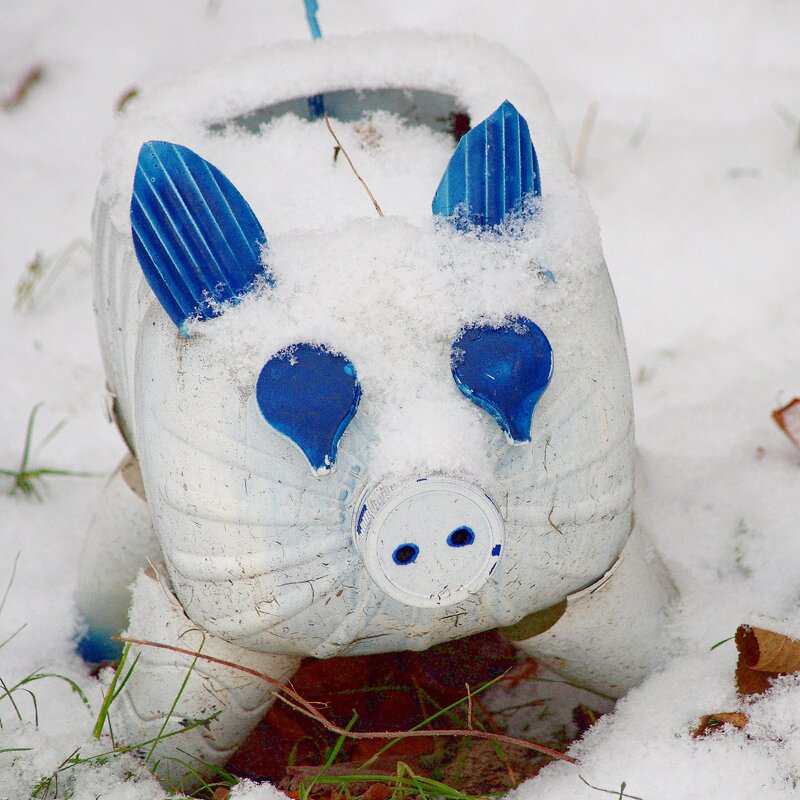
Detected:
[
  {"left": 304, "top": 0, "right": 322, "bottom": 39},
  {"left": 302, "top": 1, "right": 325, "bottom": 117},
  {"left": 256, "top": 344, "right": 360, "bottom": 473},
  {"left": 131, "top": 141, "right": 269, "bottom": 334},
  {"left": 432, "top": 100, "right": 541, "bottom": 228},
  {"left": 451, "top": 318, "right": 553, "bottom": 442}
]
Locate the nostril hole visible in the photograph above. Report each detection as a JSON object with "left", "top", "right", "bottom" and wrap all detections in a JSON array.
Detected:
[
  {"left": 392, "top": 543, "right": 419, "bottom": 565},
  {"left": 447, "top": 526, "right": 475, "bottom": 547}
]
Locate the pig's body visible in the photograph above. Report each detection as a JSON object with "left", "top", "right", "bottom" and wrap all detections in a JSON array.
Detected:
[{"left": 78, "top": 32, "right": 676, "bottom": 789}]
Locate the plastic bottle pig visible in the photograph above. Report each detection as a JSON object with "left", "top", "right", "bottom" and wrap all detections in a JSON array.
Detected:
[{"left": 76, "top": 34, "right": 676, "bottom": 786}]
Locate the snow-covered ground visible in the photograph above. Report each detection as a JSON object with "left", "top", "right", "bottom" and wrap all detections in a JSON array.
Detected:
[{"left": 1, "top": 1, "right": 799, "bottom": 798}]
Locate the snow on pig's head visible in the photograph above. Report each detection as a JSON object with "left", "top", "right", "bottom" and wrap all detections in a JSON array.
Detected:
[{"left": 130, "top": 101, "right": 634, "bottom": 659}]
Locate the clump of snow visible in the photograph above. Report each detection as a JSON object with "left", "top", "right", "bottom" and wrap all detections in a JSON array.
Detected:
[{"left": 2, "top": 1, "right": 800, "bottom": 799}]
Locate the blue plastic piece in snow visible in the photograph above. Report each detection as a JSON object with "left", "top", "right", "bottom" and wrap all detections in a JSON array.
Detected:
[
  {"left": 256, "top": 344, "right": 361, "bottom": 473},
  {"left": 432, "top": 100, "right": 541, "bottom": 228},
  {"left": 76, "top": 627, "right": 123, "bottom": 664},
  {"left": 131, "top": 141, "right": 269, "bottom": 334},
  {"left": 451, "top": 318, "right": 553, "bottom": 443},
  {"left": 307, "top": 93, "right": 325, "bottom": 119}
]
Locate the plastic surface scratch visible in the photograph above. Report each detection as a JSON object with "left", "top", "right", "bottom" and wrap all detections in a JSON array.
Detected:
[
  {"left": 451, "top": 318, "right": 553, "bottom": 442},
  {"left": 432, "top": 100, "right": 540, "bottom": 227},
  {"left": 256, "top": 344, "right": 361, "bottom": 473},
  {"left": 131, "top": 141, "right": 269, "bottom": 333}
]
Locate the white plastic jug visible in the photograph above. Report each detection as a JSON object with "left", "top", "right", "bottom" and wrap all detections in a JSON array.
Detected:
[{"left": 77, "top": 32, "right": 676, "bottom": 787}]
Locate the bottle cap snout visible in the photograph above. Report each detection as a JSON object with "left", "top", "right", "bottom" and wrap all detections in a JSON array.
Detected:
[{"left": 353, "top": 478, "right": 504, "bottom": 608}]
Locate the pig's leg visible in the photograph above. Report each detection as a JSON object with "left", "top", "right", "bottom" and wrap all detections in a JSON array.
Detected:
[
  {"left": 505, "top": 524, "right": 677, "bottom": 698},
  {"left": 111, "top": 568, "right": 301, "bottom": 791},
  {"left": 76, "top": 454, "right": 162, "bottom": 662}
]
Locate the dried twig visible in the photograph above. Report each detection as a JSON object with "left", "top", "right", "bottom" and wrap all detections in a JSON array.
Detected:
[
  {"left": 2, "top": 64, "right": 44, "bottom": 111},
  {"left": 115, "top": 86, "right": 139, "bottom": 113},
  {"left": 324, "top": 113, "right": 384, "bottom": 218},
  {"left": 117, "top": 635, "right": 574, "bottom": 764},
  {"left": 579, "top": 775, "right": 644, "bottom": 799}
]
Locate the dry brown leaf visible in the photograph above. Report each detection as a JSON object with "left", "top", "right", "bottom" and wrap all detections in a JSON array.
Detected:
[
  {"left": 736, "top": 625, "right": 800, "bottom": 673},
  {"left": 773, "top": 398, "right": 800, "bottom": 447},
  {"left": 360, "top": 784, "right": 392, "bottom": 800},
  {"left": 734, "top": 625, "right": 800, "bottom": 696},
  {"left": 692, "top": 712, "right": 749, "bottom": 738},
  {"left": 441, "top": 738, "right": 546, "bottom": 795},
  {"left": 735, "top": 660, "right": 779, "bottom": 696}
]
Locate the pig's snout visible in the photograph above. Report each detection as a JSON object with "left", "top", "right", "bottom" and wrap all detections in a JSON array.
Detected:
[{"left": 353, "top": 478, "right": 504, "bottom": 607}]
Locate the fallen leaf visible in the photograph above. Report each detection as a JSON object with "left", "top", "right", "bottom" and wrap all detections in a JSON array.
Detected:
[
  {"left": 736, "top": 660, "right": 778, "bottom": 696},
  {"left": 692, "top": 712, "right": 749, "bottom": 738},
  {"left": 360, "top": 784, "right": 392, "bottom": 800},
  {"left": 441, "top": 738, "right": 546, "bottom": 794},
  {"left": 736, "top": 625, "right": 800, "bottom": 673},
  {"left": 773, "top": 398, "right": 800, "bottom": 447},
  {"left": 734, "top": 625, "right": 800, "bottom": 696},
  {"left": 227, "top": 630, "right": 520, "bottom": 788}
]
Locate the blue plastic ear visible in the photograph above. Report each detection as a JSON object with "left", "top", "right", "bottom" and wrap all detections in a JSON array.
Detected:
[
  {"left": 131, "top": 141, "right": 269, "bottom": 335},
  {"left": 256, "top": 344, "right": 361, "bottom": 474},
  {"left": 432, "top": 100, "right": 541, "bottom": 228},
  {"left": 451, "top": 318, "right": 553, "bottom": 443}
]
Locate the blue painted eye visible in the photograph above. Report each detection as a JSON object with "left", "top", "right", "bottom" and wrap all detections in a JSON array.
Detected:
[
  {"left": 447, "top": 527, "right": 475, "bottom": 547},
  {"left": 392, "top": 543, "right": 419, "bottom": 565},
  {"left": 451, "top": 317, "right": 553, "bottom": 443},
  {"left": 256, "top": 344, "right": 360, "bottom": 474}
]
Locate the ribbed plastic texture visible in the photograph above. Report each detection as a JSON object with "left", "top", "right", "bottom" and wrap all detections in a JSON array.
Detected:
[
  {"left": 256, "top": 344, "right": 361, "bottom": 473},
  {"left": 432, "top": 100, "right": 541, "bottom": 227},
  {"left": 131, "top": 141, "right": 268, "bottom": 333},
  {"left": 451, "top": 317, "right": 553, "bottom": 442}
]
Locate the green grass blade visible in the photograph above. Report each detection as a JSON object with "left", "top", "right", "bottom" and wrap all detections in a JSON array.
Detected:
[
  {"left": 144, "top": 642, "right": 203, "bottom": 765},
  {"left": 109, "top": 652, "right": 140, "bottom": 704},
  {"left": 93, "top": 642, "right": 131, "bottom": 739},
  {"left": 23, "top": 672, "right": 90, "bottom": 711},
  {"left": 710, "top": 635, "right": 734, "bottom": 651},
  {"left": 0, "top": 551, "right": 21, "bottom": 621},
  {"left": 33, "top": 419, "right": 67, "bottom": 458},
  {"left": 302, "top": 711, "right": 358, "bottom": 799},
  {"left": 18, "top": 403, "right": 42, "bottom": 475},
  {"left": 0, "top": 675, "right": 24, "bottom": 722}
]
